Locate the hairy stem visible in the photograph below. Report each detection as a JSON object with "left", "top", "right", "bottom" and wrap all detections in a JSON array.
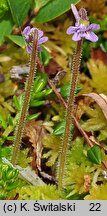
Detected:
[
  {"left": 11, "top": 30, "right": 38, "bottom": 165},
  {"left": 58, "top": 39, "right": 83, "bottom": 189}
]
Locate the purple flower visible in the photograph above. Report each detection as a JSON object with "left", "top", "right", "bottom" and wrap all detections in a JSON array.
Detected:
[
  {"left": 67, "top": 4, "right": 100, "bottom": 42},
  {"left": 23, "top": 26, "right": 48, "bottom": 53}
]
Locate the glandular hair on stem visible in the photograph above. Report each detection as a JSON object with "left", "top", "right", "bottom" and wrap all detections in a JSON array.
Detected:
[
  {"left": 57, "top": 39, "right": 83, "bottom": 189},
  {"left": 11, "top": 30, "right": 38, "bottom": 166}
]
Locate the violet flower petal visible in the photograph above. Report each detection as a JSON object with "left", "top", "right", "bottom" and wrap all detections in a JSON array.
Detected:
[
  {"left": 84, "top": 32, "right": 98, "bottom": 42},
  {"left": 38, "top": 30, "right": 44, "bottom": 38},
  {"left": 66, "top": 4, "right": 100, "bottom": 42},
  {"left": 23, "top": 26, "right": 48, "bottom": 53},
  {"left": 72, "top": 32, "right": 82, "bottom": 41},
  {"left": 29, "top": 27, "right": 36, "bottom": 33},
  {"left": 71, "top": 4, "right": 80, "bottom": 26},
  {"left": 66, "top": 26, "right": 78, "bottom": 34},
  {"left": 39, "top": 36, "right": 48, "bottom": 45},
  {"left": 26, "top": 45, "right": 32, "bottom": 53},
  {"left": 23, "top": 26, "right": 31, "bottom": 37},
  {"left": 79, "top": 24, "right": 87, "bottom": 32},
  {"left": 87, "top": 23, "right": 100, "bottom": 31}
]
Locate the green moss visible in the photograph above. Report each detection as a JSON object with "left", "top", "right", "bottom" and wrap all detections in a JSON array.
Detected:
[
  {"left": 85, "top": 183, "right": 107, "bottom": 200},
  {"left": 18, "top": 184, "right": 63, "bottom": 200},
  {"left": 43, "top": 134, "right": 61, "bottom": 166}
]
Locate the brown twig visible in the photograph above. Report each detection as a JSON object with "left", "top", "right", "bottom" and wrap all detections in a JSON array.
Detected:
[{"left": 102, "top": 161, "right": 107, "bottom": 169}]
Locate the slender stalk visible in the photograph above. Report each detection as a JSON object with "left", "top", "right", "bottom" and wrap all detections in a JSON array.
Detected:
[
  {"left": 37, "top": 54, "right": 93, "bottom": 148},
  {"left": 11, "top": 30, "right": 38, "bottom": 165},
  {"left": 58, "top": 39, "right": 83, "bottom": 189}
]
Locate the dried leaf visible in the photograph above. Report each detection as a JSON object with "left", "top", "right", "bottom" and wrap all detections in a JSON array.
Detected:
[
  {"left": 100, "top": 93, "right": 107, "bottom": 104},
  {"left": 24, "top": 120, "right": 46, "bottom": 171},
  {"left": 82, "top": 93, "right": 107, "bottom": 120}
]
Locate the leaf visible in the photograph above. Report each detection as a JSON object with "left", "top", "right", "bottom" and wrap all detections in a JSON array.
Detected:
[
  {"left": 13, "top": 95, "right": 20, "bottom": 111},
  {"left": 30, "top": 100, "right": 45, "bottom": 107},
  {"left": 0, "top": 12, "right": 13, "bottom": 44},
  {"left": 26, "top": 113, "right": 41, "bottom": 121},
  {"left": 0, "top": 0, "right": 9, "bottom": 19},
  {"left": 32, "top": 89, "right": 52, "bottom": 100},
  {"left": 100, "top": 42, "right": 107, "bottom": 53},
  {"left": 35, "top": 0, "right": 52, "bottom": 10},
  {"left": 53, "top": 120, "right": 74, "bottom": 136},
  {"left": 7, "top": 35, "right": 25, "bottom": 48},
  {"left": 35, "top": 0, "right": 79, "bottom": 23},
  {"left": 6, "top": 136, "right": 15, "bottom": 141},
  {"left": 7, "top": 0, "right": 32, "bottom": 26},
  {"left": 7, "top": 115, "right": 13, "bottom": 126},
  {"left": 53, "top": 121, "right": 65, "bottom": 135},
  {"left": 82, "top": 93, "right": 107, "bottom": 120},
  {"left": 87, "top": 145, "right": 102, "bottom": 164},
  {"left": 39, "top": 47, "right": 51, "bottom": 66},
  {"left": 33, "top": 73, "right": 48, "bottom": 93},
  {"left": 60, "top": 84, "right": 82, "bottom": 98}
]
